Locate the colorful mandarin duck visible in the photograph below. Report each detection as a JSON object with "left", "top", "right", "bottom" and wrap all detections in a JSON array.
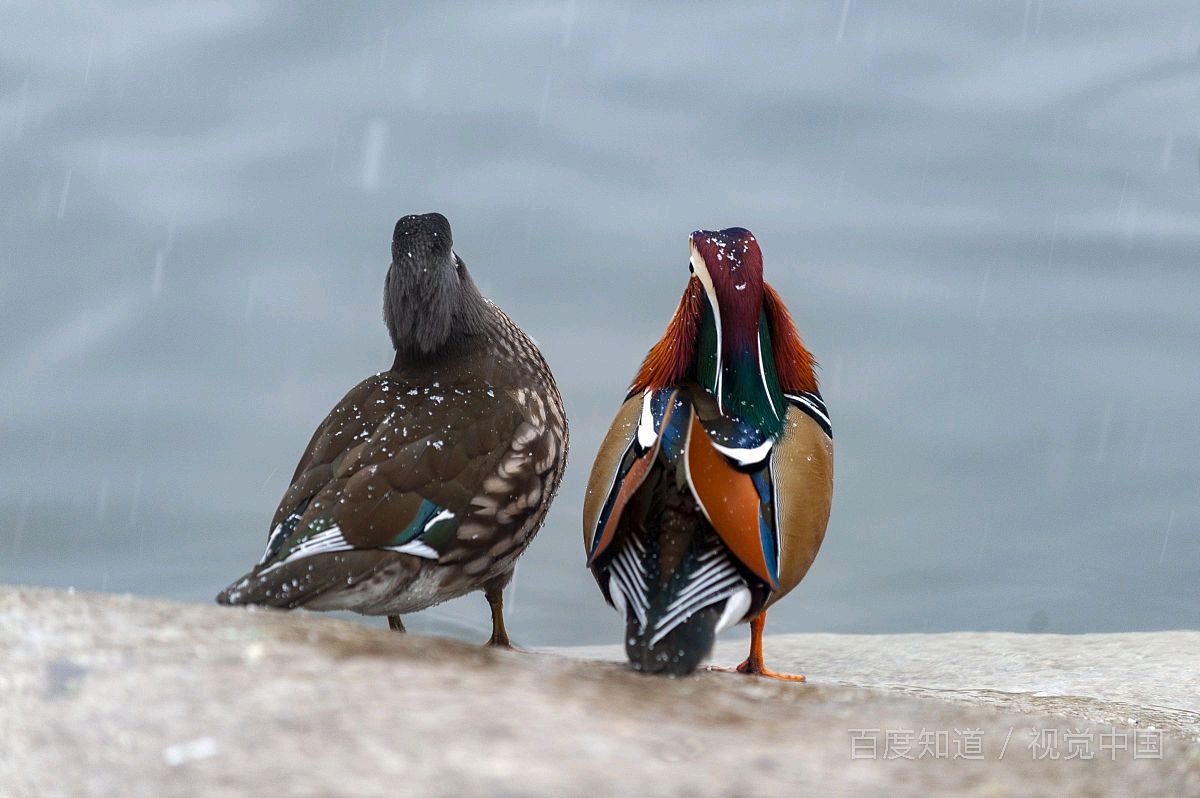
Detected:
[
  {"left": 217, "top": 213, "right": 568, "bottom": 646},
  {"left": 583, "top": 227, "right": 833, "bottom": 677}
]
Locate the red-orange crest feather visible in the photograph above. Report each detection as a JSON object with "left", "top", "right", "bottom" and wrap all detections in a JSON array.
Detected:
[
  {"left": 629, "top": 277, "right": 703, "bottom": 394},
  {"left": 764, "top": 282, "right": 819, "bottom": 394},
  {"left": 630, "top": 259, "right": 819, "bottom": 398}
]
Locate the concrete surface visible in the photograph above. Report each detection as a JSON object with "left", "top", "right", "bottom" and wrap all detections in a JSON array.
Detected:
[
  {"left": 1, "top": 586, "right": 1197, "bottom": 797},
  {"left": 574, "top": 629, "right": 1200, "bottom": 740}
]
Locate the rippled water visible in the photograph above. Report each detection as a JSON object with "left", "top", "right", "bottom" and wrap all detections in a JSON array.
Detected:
[{"left": 2, "top": 2, "right": 1198, "bottom": 644}]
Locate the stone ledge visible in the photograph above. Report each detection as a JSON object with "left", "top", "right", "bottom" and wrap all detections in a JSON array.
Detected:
[
  {"left": 1, "top": 586, "right": 1197, "bottom": 797},
  {"left": 572, "top": 629, "right": 1200, "bottom": 740}
]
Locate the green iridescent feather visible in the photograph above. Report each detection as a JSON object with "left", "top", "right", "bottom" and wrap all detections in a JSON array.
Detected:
[{"left": 694, "top": 299, "right": 786, "bottom": 438}]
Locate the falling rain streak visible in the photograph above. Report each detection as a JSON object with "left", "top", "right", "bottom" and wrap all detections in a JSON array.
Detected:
[
  {"left": 152, "top": 250, "right": 165, "bottom": 297},
  {"left": 95, "top": 477, "right": 109, "bottom": 523},
  {"left": 129, "top": 466, "right": 144, "bottom": 528},
  {"left": 538, "top": 75, "right": 552, "bottom": 127},
  {"left": 836, "top": 0, "right": 852, "bottom": 44},
  {"left": 56, "top": 168, "right": 72, "bottom": 219},
  {"left": 360, "top": 119, "right": 388, "bottom": 193},
  {"left": 1158, "top": 511, "right": 1175, "bottom": 567},
  {"left": 561, "top": 0, "right": 577, "bottom": 49}
]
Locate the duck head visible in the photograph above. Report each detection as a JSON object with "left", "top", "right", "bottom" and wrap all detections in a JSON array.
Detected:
[
  {"left": 384, "top": 212, "right": 489, "bottom": 362},
  {"left": 688, "top": 228, "right": 784, "bottom": 433},
  {"left": 631, "top": 226, "right": 817, "bottom": 436}
]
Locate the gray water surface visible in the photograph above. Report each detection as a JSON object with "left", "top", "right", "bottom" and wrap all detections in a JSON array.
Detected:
[{"left": 2, "top": 1, "right": 1198, "bottom": 645}]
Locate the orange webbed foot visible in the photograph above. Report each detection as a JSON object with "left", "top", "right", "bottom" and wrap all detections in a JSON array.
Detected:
[
  {"left": 708, "top": 611, "right": 807, "bottom": 681},
  {"left": 707, "top": 660, "right": 807, "bottom": 682}
]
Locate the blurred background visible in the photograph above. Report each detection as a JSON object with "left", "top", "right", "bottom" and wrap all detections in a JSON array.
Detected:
[{"left": 2, "top": 1, "right": 1197, "bottom": 646}]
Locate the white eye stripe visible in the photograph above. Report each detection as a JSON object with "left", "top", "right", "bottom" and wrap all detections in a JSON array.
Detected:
[{"left": 690, "top": 245, "right": 724, "bottom": 411}]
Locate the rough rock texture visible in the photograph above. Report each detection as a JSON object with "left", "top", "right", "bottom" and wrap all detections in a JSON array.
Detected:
[
  {"left": 575, "top": 630, "right": 1200, "bottom": 740},
  {"left": 1, "top": 587, "right": 1197, "bottom": 797}
]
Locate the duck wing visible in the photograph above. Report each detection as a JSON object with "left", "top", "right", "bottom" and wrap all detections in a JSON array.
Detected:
[{"left": 218, "top": 371, "right": 563, "bottom": 608}]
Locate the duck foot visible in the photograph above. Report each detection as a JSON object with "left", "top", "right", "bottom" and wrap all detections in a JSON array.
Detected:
[
  {"left": 483, "top": 574, "right": 519, "bottom": 649},
  {"left": 708, "top": 660, "right": 807, "bottom": 682},
  {"left": 485, "top": 632, "right": 515, "bottom": 649},
  {"left": 707, "top": 611, "right": 806, "bottom": 682}
]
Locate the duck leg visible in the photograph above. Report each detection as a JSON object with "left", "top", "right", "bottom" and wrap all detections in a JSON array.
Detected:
[
  {"left": 712, "top": 612, "right": 805, "bottom": 682},
  {"left": 483, "top": 571, "right": 514, "bottom": 648},
  {"left": 387, "top": 615, "right": 406, "bottom": 633}
]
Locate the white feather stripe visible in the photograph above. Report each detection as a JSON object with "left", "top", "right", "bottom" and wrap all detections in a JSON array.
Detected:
[
  {"left": 652, "top": 574, "right": 744, "bottom": 635},
  {"left": 682, "top": 421, "right": 715, "bottom": 528},
  {"left": 610, "top": 541, "right": 645, "bottom": 589},
  {"left": 649, "top": 581, "right": 746, "bottom": 647},
  {"left": 767, "top": 455, "right": 782, "bottom": 573},
  {"left": 610, "top": 544, "right": 648, "bottom": 591},
  {"left": 283, "top": 527, "right": 346, "bottom": 557},
  {"left": 784, "top": 391, "right": 828, "bottom": 413},
  {"left": 636, "top": 390, "right": 657, "bottom": 449},
  {"left": 709, "top": 437, "right": 774, "bottom": 467},
  {"left": 664, "top": 556, "right": 739, "bottom": 611},
  {"left": 258, "top": 514, "right": 446, "bottom": 575},
  {"left": 610, "top": 545, "right": 649, "bottom": 615},
  {"left": 608, "top": 573, "right": 628, "bottom": 617},
  {"left": 665, "top": 569, "right": 738, "bottom": 616},
  {"left": 257, "top": 522, "right": 287, "bottom": 565},
  {"left": 785, "top": 393, "right": 830, "bottom": 427},
  {"left": 256, "top": 527, "right": 348, "bottom": 574},
  {"left": 611, "top": 563, "right": 648, "bottom": 620},
  {"left": 604, "top": 527, "right": 751, "bottom": 646},
  {"left": 384, "top": 540, "right": 439, "bottom": 559},
  {"left": 609, "top": 560, "right": 647, "bottom": 626},
  {"left": 757, "top": 325, "right": 780, "bottom": 420},
  {"left": 714, "top": 587, "right": 753, "bottom": 634},
  {"left": 257, "top": 510, "right": 305, "bottom": 565},
  {"left": 691, "top": 246, "right": 724, "bottom": 412},
  {"left": 423, "top": 508, "right": 455, "bottom": 530}
]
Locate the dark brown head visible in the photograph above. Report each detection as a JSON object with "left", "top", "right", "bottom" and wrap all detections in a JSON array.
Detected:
[{"left": 384, "top": 213, "right": 489, "bottom": 362}]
